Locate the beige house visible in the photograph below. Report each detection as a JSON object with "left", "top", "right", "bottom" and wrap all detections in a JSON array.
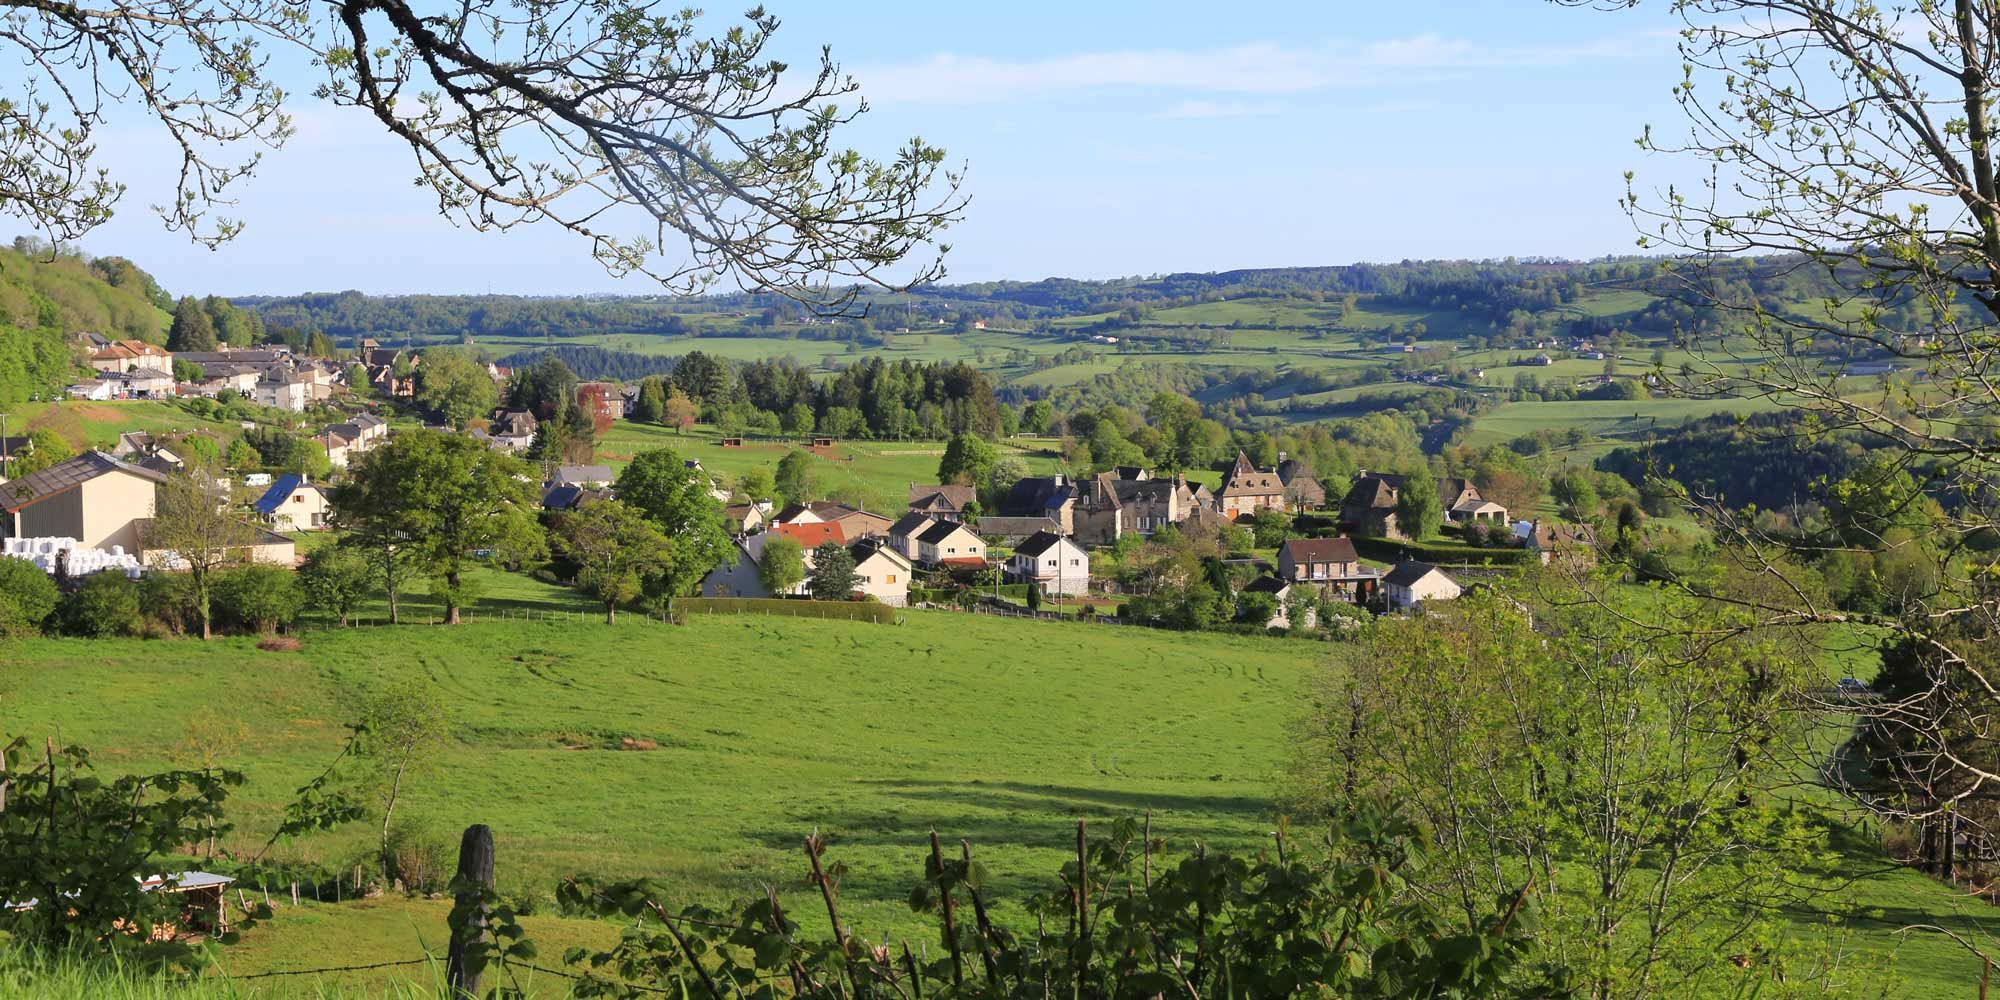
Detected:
[
  {"left": 0, "top": 452, "right": 163, "bottom": 553},
  {"left": 1382, "top": 561, "right": 1461, "bottom": 610},
  {"left": 89, "top": 339, "right": 173, "bottom": 374},
  {"left": 849, "top": 539, "right": 912, "bottom": 606},
  {"left": 1216, "top": 452, "right": 1287, "bottom": 520},
  {"left": 915, "top": 519, "right": 986, "bottom": 567}
]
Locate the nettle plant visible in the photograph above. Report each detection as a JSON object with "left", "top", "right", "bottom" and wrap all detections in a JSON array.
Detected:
[{"left": 487, "top": 808, "right": 1544, "bottom": 1000}]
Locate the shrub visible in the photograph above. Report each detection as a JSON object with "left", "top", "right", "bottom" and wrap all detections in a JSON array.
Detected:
[
  {"left": 671, "top": 597, "right": 896, "bottom": 624},
  {"left": 212, "top": 565, "right": 305, "bottom": 634},
  {"left": 0, "top": 558, "right": 58, "bottom": 637},
  {"left": 382, "top": 819, "right": 452, "bottom": 894},
  {"left": 58, "top": 574, "right": 143, "bottom": 638},
  {"left": 137, "top": 572, "right": 193, "bottom": 635}
]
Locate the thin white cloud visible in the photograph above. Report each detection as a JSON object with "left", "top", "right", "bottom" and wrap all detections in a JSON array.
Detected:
[
  {"left": 1151, "top": 100, "right": 1284, "bottom": 120},
  {"left": 854, "top": 32, "right": 1648, "bottom": 107}
]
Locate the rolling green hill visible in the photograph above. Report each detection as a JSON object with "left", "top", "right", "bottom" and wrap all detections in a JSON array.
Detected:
[{"left": 0, "top": 245, "right": 174, "bottom": 403}]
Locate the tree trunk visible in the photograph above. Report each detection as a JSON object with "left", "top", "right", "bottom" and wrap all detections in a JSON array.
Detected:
[
  {"left": 605, "top": 601, "right": 616, "bottom": 625},
  {"left": 380, "top": 759, "right": 407, "bottom": 877},
  {"left": 445, "top": 824, "right": 495, "bottom": 999},
  {"left": 196, "top": 574, "right": 212, "bottom": 641},
  {"left": 445, "top": 571, "right": 462, "bottom": 625}
]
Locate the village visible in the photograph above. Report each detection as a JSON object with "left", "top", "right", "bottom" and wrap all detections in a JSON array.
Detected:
[{"left": 0, "top": 330, "right": 1602, "bottom": 638}]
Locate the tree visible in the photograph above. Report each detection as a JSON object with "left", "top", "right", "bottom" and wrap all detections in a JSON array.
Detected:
[
  {"left": 555, "top": 500, "right": 671, "bottom": 624},
  {"left": 1565, "top": 0, "right": 2000, "bottom": 841},
  {"left": 736, "top": 467, "right": 776, "bottom": 504},
  {"left": 2, "top": 7, "right": 961, "bottom": 308},
  {"left": 300, "top": 544, "right": 375, "bottom": 627},
  {"left": 354, "top": 681, "right": 450, "bottom": 880},
  {"left": 806, "top": 541, "right": 857, "bottom": 601},
  {"left": 211, "top": 564, "right": 305, "bottom": 635},
  {"left": 774, "top": 450, "right": 816, "bottom": 507},
  {"left": 1393, "top": 472, "right": 1440, "bottom": 542},
  {"left": 9, "top": 429, "right": 72, "bottom": 477},
  {"left": 1248, "top": 508, "right": 1292, "bottom": 549},
  {"left": 507, "top": 354, "right": 580, "bottom": 420},
  {"left": 167, "top": 296, "right": 217, "bottom": 352},
  {"left": 1550, "top": 473, "right": 1600, "bottom": 523},
  {"left": 0, "top": 556, "right": 59, "bottom": 637},
  {"left": 172, "top": 358, "right": 205, "bottom": 384},
  {"left": 1295, "top": 588, "right": 1836, "bottom": 998},
  {"left": 613, "top": 449, "right": 733, "bottom": 601},
  {"left": 147, "top": 469, "right": 251, "bottom": 640},
  {"left": 225, "top": 439, "right": 261, "bottom": 470},
  {"left": 782, "top": 401, "right": 816, "bottom": 436},
  {"left": 937, "top": 432, "right": 998, "bottom": 488},
  {"left": 413, "top": 346, "right": 498, "bottom": 431},
  {"left": 662, "top": 387, "right": 698, "bottom": 433},
  {"left": 756, "top": 535, "right": 807, "bottom": 597},
  {"left": 333, "top": 430, "right": 543, "bottom": 625},
  {"left": 1025, "top": 582, "right": 1042, "bottom": 612},
  {"left": 632, "top": 376, "right": 667, "bottom": 425}
]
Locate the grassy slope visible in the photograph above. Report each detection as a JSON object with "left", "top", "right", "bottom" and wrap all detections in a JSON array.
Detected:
[
  {"left": 0, "top": 608, "right": 1317, "bottom": 929},
  {"left": 1461, "top": 397, "right": 1790, "bottom": 448},
  {"left": 3, "top": 400, "right": 255, "bottom": 452}
]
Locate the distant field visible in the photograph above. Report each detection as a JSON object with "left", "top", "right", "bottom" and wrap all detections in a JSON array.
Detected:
[
  {"left": 1463, "top": 396, "right": 1789, "bottom": 448},
  {"left": 594, "top": 423, "right": 1063, "bottom": 512}
]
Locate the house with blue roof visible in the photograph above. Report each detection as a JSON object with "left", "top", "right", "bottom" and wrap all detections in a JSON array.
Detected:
[{"left": 253, "top": 474, "right": 329, "bottom": 532}]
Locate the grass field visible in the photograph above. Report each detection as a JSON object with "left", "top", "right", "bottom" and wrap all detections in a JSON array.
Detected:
[
  {"left": 0, "top": 607, "right": 1321, "bottom": 990},
  {"left": 1462, "top": 397, "right": 1791, "bottom": 448},
  {"left": 1, "top": 399, "right": 257, "bottom": 452},
  {"left": 594, "top": 423, "right": 1064, "bottom": 512}
]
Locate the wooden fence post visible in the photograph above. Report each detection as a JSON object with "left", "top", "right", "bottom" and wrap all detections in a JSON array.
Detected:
[{"left": 445, "top": 824, "right": 496, "bottom": 998}]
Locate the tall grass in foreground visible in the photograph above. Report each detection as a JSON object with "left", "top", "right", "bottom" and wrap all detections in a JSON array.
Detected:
[{"left": 0, "top": 947, "right": 448, "bottom": 999}]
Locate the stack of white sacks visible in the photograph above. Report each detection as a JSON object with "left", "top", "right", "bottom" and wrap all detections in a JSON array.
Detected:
[{"left": 0, "top": 537, "right": 144, "bottom": 578}]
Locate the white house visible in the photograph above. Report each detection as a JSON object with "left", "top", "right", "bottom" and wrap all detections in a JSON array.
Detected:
[
  {"left": 700, "top": 533, "right": 807, "bottom": 599},
  {"left": 252, "top": 474, "right": 330, "bottom": 532},
  {"left": 1382, "top": 561, "right": 1461, "bottom": 610},
  {"left": 1007, "top": 530, "right": 1089, "bottom": 596}
]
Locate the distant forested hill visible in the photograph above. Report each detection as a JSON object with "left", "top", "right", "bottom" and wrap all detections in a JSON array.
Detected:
[{"left": 0, "top": 242, "right": 174, "bottom": 403}]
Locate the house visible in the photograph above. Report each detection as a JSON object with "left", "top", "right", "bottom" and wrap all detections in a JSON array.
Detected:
[
  {"left": 541, "top": 484, "right": 611, "bottom": 511},
  {"left": 91, "top": 342, "right": 175, "bottom": 376},
  {"left": 349, "top": 413, "right": 390, "bottom": 445},
  {"left": 1530, "top": 353, "right": 1554, "bottom": 366},
  {"left": 1001, "top": 475, "right": 1079, "bottom": 534},
  {"left": 771, "top": 520, "right": 847, "bottom": 550},
  {"left": 1215, "top": 452, "right": 1287, "bottom": 520},
  {"left": 888, "top": 512, "right": 935, "bottom": 561},
  {"left": 1382, "top": 561, "right": 1461, "bottom": 610},
  {"left": 576, "top": 382, "right": 622, "bottom": 424},
  {"left": 701, "top": 533, "right": 807, "bottom": 599},
  {"left": 970, "top": 515, "right": 1062, "bottom": 545},
  {"left": 0, "top": 451, "right": 164, "bottom": 553},
  {"left": 915, "top": 519, "right": 985, "bottom": 567},
  {"left": 1007, "top": 531, "right": 1089, "bottom": 596},
  {"left": 908, "top": 483, "right": 978, "bottom": 521},
  {"left": 253, "top": 475, "right": 330, "bottom": 532},
  {"left": 1242, "top": 575, "right": 1313, "bottom": 629},
  {"left": 253, "top": 374, "right": 309, "bottom": 412},
  {"left": 133, "top": 518, "right": 298, "bottom": 568},
  {"left": 487, "top": 409, "right": 537, "bottom": 451},
  {"left": 1071, "top": 470, "right": 1206, "bottom": 546},
  {"left": 1341, "top": 473, "right": 1492, "bottom": 540},
  {"left": 551, "top": 465, "right": 615, "bottom": 489},
  {"left": 1276, "top": 536, "right": 1377, "bottom": 598},
  {"left": 316, "top": 429, "right": 355, "bottom": 469},
  {"left": 65, "top": 379, "right": 116, "bottom": 401},
  {"left": 1518, "top": 519, "right": 1598, "bottom": 568},
  {"left": 1448, "top": 498, "right": 1510, "bottom": 526},
  {"left": 848, "top": 537, "right": 912, "bottom": 606},
  {"left": 772, "top": 501, "right": 890, "bottom": 540},
  {"left": 1275, "top": 456, "right": 1327, "bottom": 510},
  {"left": 113, "top": 431, "right": 155, "bottom": 459},
  {"left": 89, "top": 339, "right": 173, "bottom": 374},
  {"left": 723, "top": 503, "right": 766, "bottom": 535}
]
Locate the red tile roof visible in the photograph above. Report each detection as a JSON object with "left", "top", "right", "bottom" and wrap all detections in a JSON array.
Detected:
[{"left": 772, "top": 521, "right": 847, "bottom": 547}]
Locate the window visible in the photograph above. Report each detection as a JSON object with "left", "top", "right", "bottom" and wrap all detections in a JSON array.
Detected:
[
  {"left": 886, "top": 574, "right": 897, "bottom": 584},
  {"left": 1046, "top": 559, "right": 1056, "bottom": 568},
  {"left": 1070, "top": 559, "right": 1080, "bottom": 566}
]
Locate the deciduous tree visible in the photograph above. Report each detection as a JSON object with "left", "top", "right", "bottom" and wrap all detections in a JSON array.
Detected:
[
  {"left": 613, "top": 449, "right": 732, "bottom": 601},
  {"left": 146, "top": 468, "right": 251, "bottom": 639},
  {"left": 555, "top": 499, "right": 670, "bottom": 624}
]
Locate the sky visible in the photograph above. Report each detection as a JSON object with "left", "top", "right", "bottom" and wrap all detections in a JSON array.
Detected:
[{"left": 63, "top": 1, "right": 1694, "bottom": 297}]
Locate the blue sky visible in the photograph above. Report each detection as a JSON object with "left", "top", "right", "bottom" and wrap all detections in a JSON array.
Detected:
[{"left": 75, "top": 1, "right": 1691, "bottom": 296}]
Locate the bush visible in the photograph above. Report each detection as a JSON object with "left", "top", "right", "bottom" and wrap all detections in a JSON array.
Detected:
[
  {"left": 382, "top": 819, "right": 452, "bottom": 894},
  {"left": 0, "top": 558, "right": 58, "bottom": 637},
  {"left": 58, "top": 573, "right": 143, "bottom": 638},
  {"left": 212, "top": 565, "right": 305, "bottom": 634},
  {"left": 137, "top": 572, "right": 193, "bottom": 635}
]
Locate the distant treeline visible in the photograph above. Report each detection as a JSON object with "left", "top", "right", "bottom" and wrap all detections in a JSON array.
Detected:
[
  {"left": 1597, "top": 412, "right": 1881, "bottom": 512},
  {"left": 497, "top": 346, "right": 677, "bottom": 382}
]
